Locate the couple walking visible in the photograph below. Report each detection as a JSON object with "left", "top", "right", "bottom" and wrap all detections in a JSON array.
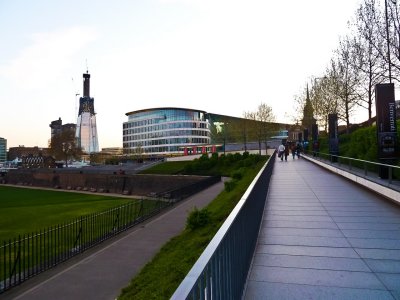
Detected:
[{"left": 278, "top": 143, "right": 289, "bottom": 161}]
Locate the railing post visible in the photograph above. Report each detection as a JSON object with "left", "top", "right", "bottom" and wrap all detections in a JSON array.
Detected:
[
  {"left": 364, "top": 161, "right": 367, "bottom": 176},
  {"left": 389, "top": 166, "right": 393, "bottom": 184}
]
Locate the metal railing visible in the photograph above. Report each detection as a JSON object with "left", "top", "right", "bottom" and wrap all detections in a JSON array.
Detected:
[
  {"left": 0, "top": 198, "right": 170, "bottom": 294},
  {"left": 171, "top": 152, "right": 275, "bottom": 300},
  {"left": 305, "top": 151, "right": 400, "bottom": 189}
]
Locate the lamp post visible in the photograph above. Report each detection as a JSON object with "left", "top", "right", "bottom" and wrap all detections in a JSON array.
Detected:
[{"left": 223, "top": 122, "right": 229, "bottom": 155}]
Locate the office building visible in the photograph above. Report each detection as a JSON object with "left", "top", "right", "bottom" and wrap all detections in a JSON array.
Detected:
[
  {"left": 123, "top": 107, "right": 211, "bottom": 155},
  {"left": 0, "top": 137, "right": 7, "bottom": 162}
]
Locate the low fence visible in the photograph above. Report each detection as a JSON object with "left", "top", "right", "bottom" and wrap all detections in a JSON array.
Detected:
[
  {"left": 0, "top": 199, "right": 170, "bottom": 294},
  {"left": 171, "top": 152, "right": 275, "bottom": 299}
]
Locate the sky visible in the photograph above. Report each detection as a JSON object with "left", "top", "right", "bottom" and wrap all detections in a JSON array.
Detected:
[{"left": 0, "top": 0, "right": 363, "bottom": 149}]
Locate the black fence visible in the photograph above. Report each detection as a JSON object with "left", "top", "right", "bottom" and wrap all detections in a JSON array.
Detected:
[
  {"left": 171, "top": 152, "right": 276, "bottom": 299},
  {"left": 0, "top": 199, "right": 171, "bottom": 294}
]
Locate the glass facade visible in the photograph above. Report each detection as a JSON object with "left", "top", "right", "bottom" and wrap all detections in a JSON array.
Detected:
[
  {"left": 76, "top": 112, "right": 99, "bottom": 153},
  {"left": 0, "top": 137, "right": 6, "bottom": 162},
  {"left": 123, "top": 108, "right": 211, "bottom": 155},
  {"left": 75, "top": 72, "right": 99, "bottom": 154}
]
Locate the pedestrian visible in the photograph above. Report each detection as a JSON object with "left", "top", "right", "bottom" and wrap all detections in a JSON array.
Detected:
[
  {"left": 313, "top": 140, "right": 319, "bottom": 157},
  {"left": 284, "top": 143, "right": 289, "bottom": 161},
  {"left": 291, "top": 143, "right": 296, "bottom": 159},
  {"left": 278, "top": 143, "right": 285, "bottom": 161},
  {"left": 296, "top": 143, "right": 302, "bottom": 158}
]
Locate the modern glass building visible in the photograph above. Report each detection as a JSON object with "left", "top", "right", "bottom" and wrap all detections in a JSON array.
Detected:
[
  {"left": 123, "top": 107, "right": 211, "bottom": 155},
  {"left": 75, "top": 72, "right": 99, "bottom": 153},
  {"left": 0, "top": 137, "right": 6, "bottom": 162}
]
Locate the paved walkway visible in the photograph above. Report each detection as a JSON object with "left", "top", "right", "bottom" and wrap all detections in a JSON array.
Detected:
[
  {"left": 244, "top": 156, "right": 400, "bottom": 299},
  {"left": 2, "top": 180, "right": 225, "bottom": 300}
]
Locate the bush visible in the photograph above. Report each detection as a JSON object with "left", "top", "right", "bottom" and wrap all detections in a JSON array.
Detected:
[
  {"left": 231, "top": 169, "right": 244, "bottom": 180},
  {"left": 183, "top": 163, "right": 194, "bottom": 173},
  {"left": 186, "top": 207, "right": 210, "bottom": 230},
  {"left": 224, "top": 180, "right": 237, "bottom": 192}
]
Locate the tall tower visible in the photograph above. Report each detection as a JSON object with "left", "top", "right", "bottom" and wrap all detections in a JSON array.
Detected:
[{"left": 75, "top": 71, "right": 99, "bottom": 153}]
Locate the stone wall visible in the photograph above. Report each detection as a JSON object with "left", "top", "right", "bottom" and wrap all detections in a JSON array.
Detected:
[{"left": 4, "top": 169, "right": 220, "bottom": 198}]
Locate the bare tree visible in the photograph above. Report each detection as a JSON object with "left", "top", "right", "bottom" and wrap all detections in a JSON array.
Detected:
[
  {"left": 385, "top": 0, "right": 400, "bottom": 81},
  {"left": 49, "top": 128, "right": 82, "bottom": 163},
  {"left": 309, "top": 74, "right": 340, "bottom": 132},
  {"left": 244, "top": 111, "right": 261, "bottom": 153},
  {"left": 244, "top": 103, "right": 276, "bottom": 154},
  {"left": 257, "top": 103, "right": 276, "bottom": 152},
  {"left": 331, "top": 37, "right": 363, "bottom": 132},
  {"left": 355, "top": 0, "right": 400, "bottom": 82},
  {"left": 352, "top": 0, "right": 386, "bottom": 122}
]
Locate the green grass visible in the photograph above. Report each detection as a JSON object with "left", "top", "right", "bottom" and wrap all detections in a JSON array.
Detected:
[
  {"left": 142, "top": 152, "right": 264, "bottom": 177},
  {"left": 118, "top": 154, "right": 267, "bottom": 299},
  {"left": 139, "top": 161, "right": 189, "bottom": 174},
  {"left": 0, "top": 186, "right": 133, "bottom": 242}
]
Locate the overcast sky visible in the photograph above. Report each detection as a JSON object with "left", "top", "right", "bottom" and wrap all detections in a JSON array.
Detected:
[{"left": 0, "top": 0, "right": 362, "bottom": 149}]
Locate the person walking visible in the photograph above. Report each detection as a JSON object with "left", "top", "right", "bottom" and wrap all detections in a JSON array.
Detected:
[
  {"left": 278, "top": 143, "right": 285, "bottom": 161},
  {"left": 284, "top": 143, "right": 290, "bottom": 161},
  {"left": 291, "top": 143, "right": 296, "bottom": 159},
  {"left": 296, "top": 143, "right": 302, "bottom": 158}
]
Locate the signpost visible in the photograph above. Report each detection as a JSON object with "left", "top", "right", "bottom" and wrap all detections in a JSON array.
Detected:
[
  {"left": 328, "top": 114, "right": 339, "bottom": 162},
  {"left": 375, "top": 83, "right": 398, "bottom": 178}
]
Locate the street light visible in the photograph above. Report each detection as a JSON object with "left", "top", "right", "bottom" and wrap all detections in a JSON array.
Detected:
[{"left": 223, "top": 122, "right": 229, "bottom": 155}]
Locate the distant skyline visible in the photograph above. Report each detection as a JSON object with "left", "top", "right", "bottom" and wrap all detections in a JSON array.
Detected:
[{"left": 0, "top": 0, "right": 363, "bottom": 149}]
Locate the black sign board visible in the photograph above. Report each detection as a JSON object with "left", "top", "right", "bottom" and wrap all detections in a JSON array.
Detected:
[
  {"left": 303, "top": 128, "right": 309, "bottom": 141},
  {"left": 311, "top": 124, "right": 318, "bottom": 141},
  {"left": 375, "top": 83, "right": 398, "bottom": 159},
  {"left": 328, "top": 114, "right": 339, "bottom": 161}
]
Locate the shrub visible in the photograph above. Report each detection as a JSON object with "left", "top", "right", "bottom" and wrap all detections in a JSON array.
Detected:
[
  {"left": 224, "top": 180, "right": 237, "bottom": 192},
  {"left": 183, "top": 163, "right": 194, "bottom": 173},
  {"left": 231, "top": 169, "right": 244, "bottom": 180},
  {"left": 186, "top": 207, "right": 210, "bottom": 230}
]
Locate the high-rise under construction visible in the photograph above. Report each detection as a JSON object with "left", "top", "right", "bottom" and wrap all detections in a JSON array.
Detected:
[{"left": 75, "top": 71, "right": 99, "bottom": 153}]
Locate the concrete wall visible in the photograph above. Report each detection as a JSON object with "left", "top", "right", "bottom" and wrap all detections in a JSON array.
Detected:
[{"left": 4, "top": 169, "right": 219, "bottom": 197}]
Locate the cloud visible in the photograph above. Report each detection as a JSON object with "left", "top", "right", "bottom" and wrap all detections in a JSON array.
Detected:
[{"left": 0, "top": 26, "right": 98, "bottom": 90}]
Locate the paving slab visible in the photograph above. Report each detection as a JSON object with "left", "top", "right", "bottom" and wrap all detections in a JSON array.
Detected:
[
  {"left": 244, "top": 157, "right": 400, "bottom": 299},
  {"left": 245, "top": 281, "right": 395, "bottom": 300},
  {"left": 259, "top": 235, "right": 351, "bottom": 247},
  {"left": 252, "top": 253, "right": 370, "bottom": 271}
]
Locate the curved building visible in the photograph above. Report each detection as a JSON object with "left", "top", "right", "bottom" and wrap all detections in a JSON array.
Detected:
[{"left": 123, "top": 107, "right": 211, "bottom": 155}]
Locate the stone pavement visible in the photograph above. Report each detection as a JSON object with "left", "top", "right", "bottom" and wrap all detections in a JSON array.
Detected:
[
  {"left": 244, "top": 156, "right": 400, "bottom": 300},
  {"left": 2, "top": 180, "right": 225, "bottom": 300}
]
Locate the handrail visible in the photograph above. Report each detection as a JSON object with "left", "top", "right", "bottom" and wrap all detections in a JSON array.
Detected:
[
  {"left": 171, "top": 152, "right": 276, "bottom": 299},
  {"left": 311, "top": 151, "right": 400, "bottom": 169},
  {"left": 304, "top": 150, "right": 400, "bottom": 194}
]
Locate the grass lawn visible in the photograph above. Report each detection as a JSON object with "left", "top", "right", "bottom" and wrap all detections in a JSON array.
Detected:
[
  {"left": 0, "top": 186, "right": 133, "bottom": 243},
  {"left": 138, "top": 161, "right": 188, "bottom": 175}
]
